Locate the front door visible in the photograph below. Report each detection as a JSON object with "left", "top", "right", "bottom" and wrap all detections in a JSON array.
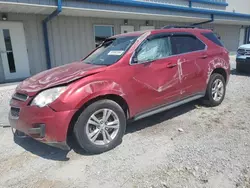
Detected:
[
  {"left": 0, "top": 22, "right": 30, "bottom": 80},
  {"left": 130, "top": 35, "right": 181, "bottom": 113}
]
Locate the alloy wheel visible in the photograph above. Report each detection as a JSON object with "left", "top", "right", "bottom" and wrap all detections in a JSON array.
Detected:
[
  {"left": 211, "top": 79, "right": 224, "bottom": 102},
  {"left": 86, "top": 109, "right": 120, "bottom": 145}
]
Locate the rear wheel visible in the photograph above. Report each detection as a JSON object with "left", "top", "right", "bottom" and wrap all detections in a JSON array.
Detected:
[
  {"left": 203, "top": 73, "right": 226, "bottom": 107},
  {"left": 73, "top": 99, "right": 126, "bottom": 154}
]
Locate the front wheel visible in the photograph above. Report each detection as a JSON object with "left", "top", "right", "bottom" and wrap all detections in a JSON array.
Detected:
[
  {"left": 202, "top": 73, "right": 226, "bottom": 107},
  {"left": 73, "top": 99, "right": 126, "bottom": 154}
]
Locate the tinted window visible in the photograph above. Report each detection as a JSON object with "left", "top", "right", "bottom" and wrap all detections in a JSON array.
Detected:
[
  {"left": 136, "top": 37, "right": 172, "bottom": 63},
  {"left": 94, "top": 25, "right": 114, "bottom": 47},
  {"left": 83, "top": 36, "right": 138, "bottom": 66},
  {"left": 171, "top": 35, "right": 206, "bottom": 55},
  {"left": 202, "top": 32, "right": 224, "bottom": 47}
]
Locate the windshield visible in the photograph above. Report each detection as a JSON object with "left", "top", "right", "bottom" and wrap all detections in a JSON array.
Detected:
[{"left": 83, "top": 36, "right": 138, "bottom": 66}]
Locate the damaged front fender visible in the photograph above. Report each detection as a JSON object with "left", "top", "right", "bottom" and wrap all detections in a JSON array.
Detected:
[{"left": 50, "top": 80, "right": 126, "bottom": 112}]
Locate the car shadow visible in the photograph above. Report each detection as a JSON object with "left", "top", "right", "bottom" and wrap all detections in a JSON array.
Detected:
[
  {"left": 71, "top": 101, "right": 198, "bottom": 155},
  {"left": 14, "top": 100, "right": 199, "bottom": 159},
  {"left": 126, "top": 101, "right": 197, "bottom": 134},
  {"left": 231, "top": 69, "right": 250, "bottom": 77},
  {"left": 14, "top": 136, "right": 70, "bottom": 161}
]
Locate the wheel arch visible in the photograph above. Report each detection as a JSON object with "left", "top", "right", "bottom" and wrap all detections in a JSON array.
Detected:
[
  {"left": 67, "top": 94, "right": 130, "bottom": 140},
  {"left": 211, "top": 67, "right": 227, "bottom": 83}
]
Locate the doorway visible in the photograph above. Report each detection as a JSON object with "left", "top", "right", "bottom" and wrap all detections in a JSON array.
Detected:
[{"left": 0, "top": 21, "right": 30, "bottom": 81}]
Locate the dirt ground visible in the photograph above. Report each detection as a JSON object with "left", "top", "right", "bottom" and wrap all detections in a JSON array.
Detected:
[{"left": 0, "top": 58, "right": 250, "bottom": 188}]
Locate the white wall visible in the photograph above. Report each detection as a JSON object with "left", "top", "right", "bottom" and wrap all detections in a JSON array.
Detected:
[
  {"left": 226, "top": 0, "right": 250, "bottom": 14},
  {"left": 213, "top": 24, "right": 241, "bottom": 53}
]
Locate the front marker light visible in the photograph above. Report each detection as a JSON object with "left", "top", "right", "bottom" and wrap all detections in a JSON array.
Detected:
[{"left": 31, "top": 86, "right": 67, "bottom": 108}]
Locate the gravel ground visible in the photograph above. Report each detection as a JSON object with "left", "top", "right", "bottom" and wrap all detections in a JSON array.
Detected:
[
  {"left": 0, "top": 83, "right": 18, "bottom": 126},
  {"left": 0, "top": 57, "right": 250, "bottom": 188}
]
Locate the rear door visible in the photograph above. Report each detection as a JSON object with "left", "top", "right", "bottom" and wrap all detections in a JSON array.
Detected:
[{"left": 170, "top": 34, "right": 207, "bottom": 98}]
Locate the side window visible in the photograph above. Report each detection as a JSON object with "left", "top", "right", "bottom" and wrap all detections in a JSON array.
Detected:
[
  {"left": 171, "top": 35, "right": 206, "bottom": 55},
  {"left": 136, "top": 37, "right": 172, "bottom": 63}
]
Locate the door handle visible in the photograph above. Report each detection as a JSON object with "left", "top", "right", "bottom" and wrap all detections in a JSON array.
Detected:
[
  {"left": 167, "top": 63, "right": 177, "bottom": 68},
  {"left": 200, "top": 54, "right": 208, "bottom": 59}
]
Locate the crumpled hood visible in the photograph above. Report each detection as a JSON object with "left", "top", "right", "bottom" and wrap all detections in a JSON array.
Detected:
[{"left": 16, "top": 62, "right": 106, "bottom": 96}]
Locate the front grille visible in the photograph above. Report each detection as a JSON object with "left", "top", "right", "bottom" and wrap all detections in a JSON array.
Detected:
[
  {"left": 12, "top": 93, "right": 28, "bottom": 102},
  {"left": 10, "top": 107, "right": 20, "bottom": 118}
]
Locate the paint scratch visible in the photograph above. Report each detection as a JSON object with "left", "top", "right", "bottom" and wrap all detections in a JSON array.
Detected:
[{"left": 206, "top": 57, "right": 228, "bottom": 83}]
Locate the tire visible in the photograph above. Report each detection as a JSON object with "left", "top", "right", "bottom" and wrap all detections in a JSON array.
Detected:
[
  {"left": 73, "top": 99, "right": 126, "bottom": 154},
  {"left": 202, "top": 73, "right": 226, "bottom": 107}
]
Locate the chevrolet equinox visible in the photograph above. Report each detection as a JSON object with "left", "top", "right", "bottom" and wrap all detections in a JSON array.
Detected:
[{"left": 9, "top": 27, "right": 230, "bottom": 153}]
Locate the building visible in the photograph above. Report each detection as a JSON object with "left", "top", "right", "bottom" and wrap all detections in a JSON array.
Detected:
[{"left": 0, "top": 0, "right": 249, "bottom": 83}]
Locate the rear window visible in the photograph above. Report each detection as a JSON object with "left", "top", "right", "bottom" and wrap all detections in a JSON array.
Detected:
[{"left": 202, "top": 32, "right": 224, "bottom": 47}]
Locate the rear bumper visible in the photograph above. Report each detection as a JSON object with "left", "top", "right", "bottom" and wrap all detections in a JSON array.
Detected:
[{"left": 9, "top": 101, "right": 76, "bottom": 150}]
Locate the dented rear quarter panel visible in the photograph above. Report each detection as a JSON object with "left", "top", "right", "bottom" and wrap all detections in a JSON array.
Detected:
[{"left": 195, "top": 32, "right": 230, "bottom": 86}]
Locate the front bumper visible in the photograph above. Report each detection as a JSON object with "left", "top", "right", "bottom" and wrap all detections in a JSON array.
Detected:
[
  {"left": 9, "top": 99, "right": 77, "bottom": 150},
  {"left": 236, "top": 58, "right": 250, "bottom": 73}
]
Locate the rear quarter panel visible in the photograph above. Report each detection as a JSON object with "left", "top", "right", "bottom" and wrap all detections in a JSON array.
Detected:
[{"left": 195, "top": 32, "right": 230, "bottom": 87}]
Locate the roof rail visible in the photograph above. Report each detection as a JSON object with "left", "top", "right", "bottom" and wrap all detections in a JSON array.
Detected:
[{"left": 161, "top": 25, "right": 201, "bottom": 29}]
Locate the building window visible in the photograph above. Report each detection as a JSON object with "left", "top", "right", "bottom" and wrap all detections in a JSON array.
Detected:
[{"left": 94, "top": 25, "right": 114, "bottom": 47}]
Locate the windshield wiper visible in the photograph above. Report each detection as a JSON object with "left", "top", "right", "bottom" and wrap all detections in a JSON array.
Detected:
[{"left": 83, "top": 61, "right": 110, "bottom": 66}]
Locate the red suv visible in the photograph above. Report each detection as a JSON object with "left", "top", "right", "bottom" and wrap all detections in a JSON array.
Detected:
[{"left": 9, "top": 27, "right": 230, "bottom": 153}]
